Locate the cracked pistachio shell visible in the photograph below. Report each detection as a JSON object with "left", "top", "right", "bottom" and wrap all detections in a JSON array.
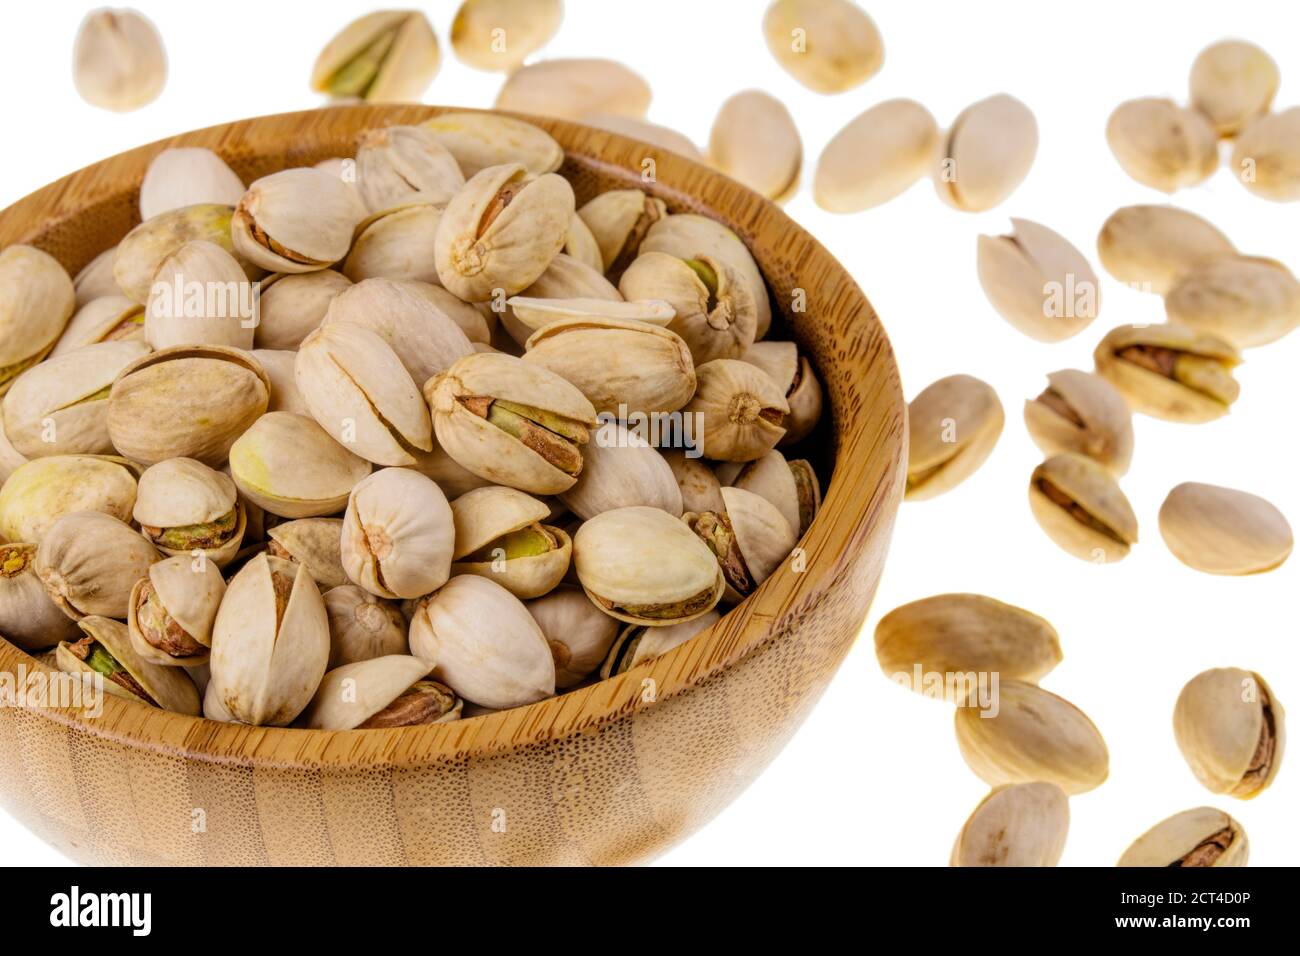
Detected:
[
  {"left": 435, "top": 164, "right": 575, "bottom": 302},
  {"left": 2, "top": 339, "right": 148, "bottom": 458},
  {"left": 1191, "top": 40, "right": 1279, "bottom": 137},
  {"left": 323, "top": 584, "right": 408, "bottom": 667},
  {"left": 301, "top": 656, "right": 459, "bottom": 730},
  {"left": 955, "top": 679, "right": 1109, "bottom": 795},
  {"left": 74, "top": 248, "right": 122, "bottom": 308},
  {"left": 452, "top": 0, "right": 563, "bottom": 71},
  {"left": 619, "top": 253, "right": 756, "bottom": 364},
  {"left": 36, "top": 511, "right": 161, "bottom": 620},
  {"left": 560, "top": 421, "right": 682, "bottom": 520},
  {"left": 427, "top": 351, "right": 598, "bottom": 495},
  {"left": 252, "top": 349, "right": 309, "bottom": 416},
  {"left": 355, "top": 125, "right": 465, "bottom": 214},
  {"left": 230, "top": 413, "right": 371, "bottom": 519},
  {"left": 325, "top": 278, "right": 474, "bottom": 387},
  {"left": 1029, "top": 453, "right": 1137, "bottom": 563},
  {"left": 709, "top": 485, "right": 797, "bottom": 601},
  {"left": 495, "top": 58, "right": 651, "bottom": 120},
  {"left": 1159, "top": 483, "right": 1292, "bottom": 576},
  {"left": 1106, "top": 98, "right": 1218, "bottom": 192},
  {"left": 507, "top": 295, "right": 673, "bottom": 334},
  {"left": 709, "top": 90, "right": 801, "bottom": 201},
  {"left": 600, "top": 610, "right": 721, "bottom": 678},
  {"left": 524, "top": 317, "right": 696, "bottom": 415},
  {"left": 72, "top": 8, "right": 166, "bottom": 112},
  {"left": 935, "top": 95, "right": 1038, "bottom": 212},
  {"left": 254, "top": 269, "right": 351, "bottom": 350},
  {"left": 685, "top": 359, "right": 789, "bottom": 462},
  {"left": 108, "top": 346, "right": 270, "bottom": 465},
  {"left": 1094, "top": 323, "right": 1241, "bottom": 422},
  {"left": 145, "top": 240, "right": 256, "bottom": 350},
  {"left": 584, "top": 114, "right": 704, "bottom": 162},
  {"left": 1231, "top": 107, "right": 1300, "bottom": 200},
  {"left": 409, "top": 574, "right": 555, "bottom": 708},
  {"left": 210, "top": 554, "right": 329, "bottom": 726},
  {"left": 343, "top": 199, "right": 443, "bottom": 285},
  {"left": 577, "top": 189, "right": 668, "bottom": 277},
  {"left": 1024, "top": 370, "right": 1134, "bottom": 476},
  {"left": 1096, "top": 205, "right": 1235, "bottom": 294},
  {"left": 500, "top": 253, "right": 621, "bottom": 347},
  {"left": 815, "top": 99, "right": 939, "bottom": 212},
  {"left": 741, "top": 340, "right": 823, "bottom": 446},
  {"left": 448, "top": 484, "right": 569, "bottom": 599},
  {"left": 342, "top": 468, "right": 454, "bottom": 599},
  {"left": 133, "top": 457, "right": 243, "bottom": 564},
  {"left": 573, "top": 506, "right": 724, "bottom": 627},
  {"left": 140, "top": 148, "right": 244, "bottom": 221},
  {"left": 526, "top": 585, "right": 620, "bottom": 688},
  {"left": 662, "top": 449, "right": 725, "bottom": 516},
  {"left": 232, "top": 168, "right": 367, "bottom": 274},
  {"left": 729, "top": 449, "right": 819, "bottom": 539},
  {"left": 906, "top": 374, "right": 1003, "bottom": 501},
  {"left": 874, "top": 594, "right": 1062, "bottom": 695},
  {"left": 295, "top": 322, "right": 433, "bottom": 466},
  {"left": 1174, "top": 667, "right": 1285, "bottom": 798},
  {"left": 311, "top": 10, "right": 440, "bottom": 103},
  {"left": 976, "top": 219, "right": 1100, "bottom": 342},
  {"left": 0, "top": 542, "right": 81, "bottom": 650},
  {"left": 0, "top": 454, "right": 138, "bottom": 543},
  {"left": 1119, "top": 808, "right": 1248, "bottom": 867},
  {"left": 951, "top": 783, "right": 1069, "bottom": 868},
  {"left": 52, "top": 294, "right": 144, "bottom": 356},
  {"left": 564, "top": 212, "right": 605, "bottom": 273},
  {"left": 0, "top": 245, "right": 76, "bottom": 388},
  {"left": 113, "top": 204, "right": 258, "bottom": 304},
  {"left": 642, "top": 214, "right": 771, "bottom": 339},
  {"left": 421, "top": 112, "right": 563, "bottom": 178},
  {"left": 127, "top": 555, "right": 226, "bottom": 667},
  {"left": 1164, "top": 255, "right": 1300, "bottom": 348},
  {"left": 762, "top": 0, "right": 883, "bottom": 93},
  {"left": 59, "top": 616, "right": 200, "bottom": 715},
  {"left": 267, "top": 518, "right": 348, "bottom": 589}
]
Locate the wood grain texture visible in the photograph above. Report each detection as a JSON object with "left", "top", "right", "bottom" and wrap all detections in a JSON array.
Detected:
[{"left": 0, "top": 105, "right": 905, "bottom": 866}]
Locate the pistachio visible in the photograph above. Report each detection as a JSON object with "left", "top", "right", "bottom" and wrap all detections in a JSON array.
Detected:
[
  {"left": 1029, "top": 453, "right": 1138, "bottom": 563},
  {"left": 209, "top": 554, "right": 330, "bottom": 726},
  {"left": 72, "top": 8, "right": 166, "bottom": 112},
  {"left": 1024, "top": 370, "right": 1134, "bottom": 475},
  {"left": 311, "top": 10, "right": 440, "bottom": 103},
  {"left": 1191, "top": 40, "right": 1279, "bottom": 137},
  {"left": 233, "top": 168, "right": 367, "bottom": 274},
  {"left": 343, "top": 199, "right": 444, "bottom": 285},
  {"left": 619, "top": 253, "right": 757, "bottom": 364},
  {"left": 52, "top": 294, "right": 144, "bottom": 355},
  {"left": 906, "top": 374, "right": 1004, "bottom": 501},
  {"left": 662, "top": 449, "right": 726, "bottom": 516},
  {"left": 0, "top": 454, "right": 138, "bottom": 543},
  {"left": 449, "top": 485, "right": 570, "bottom": 599},
  {"left": 1159, "top": 483, "right": 1291, "bottom": 576},
  {"left": 684, "top": 485, "right": 796, "bottom": 603},
  {"left": 934, "top": 95, "right": 1038, "bottom": 212},
  {"left": 266, "top": 518, "right": 349, "bottom": 589},
  {"left": 708, "top": 90, "right": 802, "bottom": 201},
  {"left": 1174, "top": 667, "right": 1284, "bottom": 798},
  {"left": 1118, "top": 808, "right": 1249, "bottom": 867},
  {"left": 202, "top": 681, "right": 235, "bottom": 722},
  {"left": 951, "top": 783, "right": 1070, "bottom": 868},
  {"left": 683, "top": 359, "right": 788, "bottom": 462},
  {"left": 741, "top": 341, "right": 823, "bottom": 446},
  {"left": 450, "top": 0, "right": 563, "bottom": 71},
  {"left": 955, "top": 679, "right": 1109, "bottom": 795},
  {"left": 1106, "top": 98, "right": 1219, "bottom": 192},
  {"left": 976, "top": 219, "right": 1100, "bottom": 342},
  {"left": 2, "top": 340, "right": 148, "bottom": 458},
  {"left": 559, "top": 422, "right": 683, "bottom": 520},
  {"left": 230, "top": 412, "right": 371, "bottom": 518},
  {"left": 252, "top": 349, "right": 311, "bottom": 416},
  {"left": 405, "top": 281, "right": 493, "bottom": 344},
  {"left": 495, "top": 58, "right": 651, "bottom": 120},
  {"left": 761, "top": 0, "right": 883, "bottom": 94},
  {"left": 507, "top": 295, "right": 674, "bottom": 334},
  {"left": 108, "top": 345, "right": 270, "bottom": 465},
  {"left": 35, "top": 511, "right": 161, "bottom": 620},
  {"left": 1164, "top": 255, "right": 1300, "bottom": 348},
  {"left": 57, "top": 616, "right": 200, "bottom": 715},
  {"left": 599, "top": 610, "right": 721, "bottom": 678},
  {"left": 564, "top": 213, "right": 606, "bottom": 273},
  {"left": 426, "top": 351, "right": 598, "bottom": 495},
  {"left": 814, "top": 99, "right": 940, "bottom": 212},
  {"left": 73, "top": 249, "right": 123, "bottom": 308},
  {"left": 729, "top": 451, "right": 820, "bottom": 537},
  {"left": 0, "top": 418, "right": 25, "bottom": 481},
  {"left": 421, "top": 112, "right": 563, "bottom": 178},
  {"left": 126, "top": 554, "right": 226, "bottom": 667},
  {"left": 355, "top": 125, "right": 465, "bottom": 214},
  {"left": 254, "top": 270, "right": 351, "bottom": 350},
  {"left": 340, "top": 468, "right": 454, "bottom": 600},
  {"left": 1096, "top": 205, "right": 1236, "bottom": 294},
  {"left": 874, "top": 594, "right": 1062, "bottom": 696},
  {"left": 301, "top": 656, "right": 460, "bottom": 730},
  {"left": 434, "top": 163, "right": 575, "bottom": 302},
  {"left": 577, "top": 189, "right": 668, "bottom": 278},
  {"left": 323, "top": 585, "right": 409, "bottom": 668},
  {"left": 526, "top": 585, "right": 620, "bottom": 688},
  {"left": 113, "top": 204, "right": 258, "bottom": 304},
  {"left": 0, "top": 245, "right": 76, "bottom": 394},
  {"left": 145, "top": 240, "right": 256, "bottom": 350},
  {"left": 1094, "top": 323, "right": 1241, "bottom": 422},
  {"left": 139, "top": 148, "right": 244, "bottom": 221},
  {"left": 405, "top": 442, "right": 493, "bottom": 500},
  {"left": 1231, "top": 106, "right": 1300, "bottom": 200},
  {"left": 295, "top": 322, "right": 433, "bottom": 466},
  {"left": 0, "top": 543, "right": 81, "bottom": 651},
  {"left": 408, "top": 574, "right": 555, "bottom": 709},
  {"left": 132, "top": 458, "right": 244, "bottom": 565},
  {"left": 573, "top": 505, "right": 725, "bottom": 626},
  {"left": 584, "top": 114, "right": 705, "bottom": 161}
]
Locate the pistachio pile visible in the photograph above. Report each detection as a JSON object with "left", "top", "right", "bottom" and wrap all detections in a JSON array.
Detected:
[{"left": 0, "top": 112, "right": 827, "bottom": 730}]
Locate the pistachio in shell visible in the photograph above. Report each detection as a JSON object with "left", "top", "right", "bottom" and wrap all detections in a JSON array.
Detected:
[
  {"left": 1173, "top": 667, "right": 1284, "bottom": 798},
  {"left": 51, "top": 294, "right": 144, "bottom": 356},
  {"left": 232, "top": 168, "right": 367, "bottom": 274},
  {"left": 662, "top": 449, "right": 726, "bottom": 516},
  {"left": 1096, "top": 205, "right": 1235, "bottom": 294},
  {"left": 526, "top": 585, "right": 620, "bottom": 688},
  {"left": 0, "top": 245, "right": 76, "bottom": 394},
  {"left": 1024, "top": 370, "right": 1134, "bottom": 476},
  {"left": 405, "top": 281, "right": 492, "bottom": 344},
  {"left": 507, "top": 295, "right": 673, "bottom": 334},
  {"left": 906, "top": 374, "right": 1004, "bottom": 501},
  {"left": 252, "top": 349, "right": 311, "bottom": 416},
  {"left": 451, "top": 0, "right": 563, "bottom": 72},
  {"left": 301, "top": 655, "right": 461, "bottom": 730},
  {"left": 113, "top": 203, "right": 259, "bottom": 304},
  {"left": 951, "top": 783, "right": 1070, "bottom": 868},
  {"left": 72, "top": 8, "right": 166, "bottom": 112},
  {"left": 934, "top": 94, "right": 1038, "bottom": 212},
  {"left": 814, "top": 99, "right": 939, "bottom": 212},
  {"left": 1231, "top": 106, "right": 1300, "bottom": 200},
  {"left": 684, "top": 485, "right": 796, "bottom": 603},
  {"left": 1106, "top": 98, "right": 1219, "bottom": 193},
  {"left": 619, "top": 253, "right": 756, "bottom": 364},
  {"left": 342, "top": 198, "right": 444, "bottom": 286},
  {"left": 229, "top": 412, "right": 371, "bottom": 519},
  {"left": 599, "top": 610, "right": 721, "bottom": 679},
  {"left": 449, "top": 485, "right": 570, "bottom": 599},
  {"left": 728, "top": 449, "right": 820, "bottom": 539},
  {"left": 563, "top": 212, "right": 605, "bottom": 273},
  {"left": 741, "top": 341, "right": 823, "bottom": 447},
  {"left": 133, "top": 457, "right": 245, "bottom": 566},
  {"left": 254, "top": 269, "right": 351, "bottom": 351},
  {"left": 421, "top": 111, "right": 563, "bottom": 178},
  {"left": 341, "top": 468, "right": 455, "bottom": 600},
  {"left": 1118, "top": 808, "right": 1248, "bottom": 867},
  {"left": 1029, "top": 453, "right": 1138, "bottom": 563},
  {"left": 761, "top": 0, "right": 883, "bottom": 94},
  {"left": 709, "top": 90, "right": 802, "bottom": 202},
  {"left": 494, "top": 58, "right": 651, "bottom": 120},
  {"left": 976, "top": 219, "right": 1100, "bottom": 342},
  {"left": 323, "top": 584, "right": 408, "bottom": 668},
  {"left": 354, "top": 124, "right": 465, "bottom": 214},
  {"left": 577, "top": 189, "right": 668, "bottom": 278},
  {"left": 1163, "top": 255, "right": 1300, "bottom": 348},
  {"left": 1093, "top": 323, "right": 1241, "bottom": 423},
  {"left": 144, "top": 239, "right": 256, "bottom": 350},
  {"left": 127, "top": 554, "right": 226, "bottom": 667},
  {"left": 684, "top": 359, "right": 789, "bottom": 463},
  {"left": 35, "top": 511, "right": 161, "bottom": 620},
  {"left": 311, "top": 10, "right": 440, "bottom": 103},
  {"left": 57, "top": 616, "right": 200, "bottom": 715},
  {"left": 0, "top": 454, "right": 138, "bottom": 543},
  {"left": 0, "top": 542, "right": 81, "bottom": 651},
  {"left": 73, "top": 248, "right": 122, "bottom": 308},
  {"left": 139, "top": 147, "right": 245, "bottom": 221},
  {"left": 1191, "top": 40, "right": 1279, "bottom": 137},
  {"left": 266, "top": 517, "right": 349, "bottom": 589},
  {"left": 560, "top": 421, "right": 683, "bottom": 520},
  {"left": 1159, "top": 482, "right": 1292, "bottom": 576},
  {"left": 405, "top": 441, "right": 493, "bottom": 500}
]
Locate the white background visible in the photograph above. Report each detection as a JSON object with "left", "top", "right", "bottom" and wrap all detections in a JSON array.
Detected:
[{"left": 1, "top": 0, "right": 1296, "bottom": 866}]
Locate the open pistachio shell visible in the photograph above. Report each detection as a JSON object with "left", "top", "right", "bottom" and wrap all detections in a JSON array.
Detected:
[
  {"left": 1024, "top": 370, "right": 1134, "bottom": 476},
  {"left": 35, "top": 511, "right": 161, "bottom": 620},
  {"left": 421, "top": 112, "right": 563, "bottom": 178},
  {"left": 140, "top": 147, "right": 245, "bottom": 222},
  {"left": 355, "top": 124, "right": 465, "bottom": 214},
  {"left": 133, "top": 457, "right": 244, "bottom": 565},
  {"left": 619, "top": 253, "right": 756, "bottom": 364},
  {"left": 1174, "top": 667, "right": 1284, "bottom": 798},
  {"left": 1164, "top": 255, "right": 1300, "bottom": 348},
  {"left": 341, "top": 468, "right": 454, "bottom": 600},
  {"left": 951, "top": 783, "right": 1069, "bottom": 867},
  {"left": 449, "top": 484, "right": 569, "bottom": 599},
  {"left": 685, "top": 359, "right": 789, "bottom": 462},
  {"left": 127, "top": 555, "right": 226, "bottom": 667},
  {"left": 709, "top": 90, "right": 802, "bottom": 201},
  {"left": 311, "top": 10, "right": 441, "bottom": 103},
  {"left": 1094, "top": 323, "right": 1241, "bottom": 422},
  {"left": 145, "top": 240, "right": 256, "bottom": 350},
  {"left": 113, "top": 204, "right": 259, "bottom": 304},
  {"left": 500, "top": 253, "right": 622, "bottom": 347},
  {"left": 814, "top": 99, "right": 939, "bottom": 212},
  {"left": 343, "top": 199, "right": 444, "bottom": 285},
  {"left": 232, "top": 168, "right": 367, "bottom": 274},
  {"left": 560, "top": 421, "right": 682, "bottom": 520},
  {"left": 1231, "top": 106, "right": 1300, "bottom": 201},
  {"left": 526, "top": 585, "right": 620, "bottom": 688},
  {"left": 494, "top": 58, "right": 651, "bottom": 120},
  {"left": 74, "top": 248, "right": 122, "bottom": 308},
  {"left": 1191, "top": 40, "right": 1279, "bottom": 137},
  {"left": 684, "top": 486, "right": 796, "bottom": 603},
  {"left": 1106, "top": 98, "right": 1218, "bottom": 193},
  {"left": 976, "top": 219, "right": 1100, "bottom": 342},
  {"left": 266, "top": 517, "right": 348, "bottom": 589},
  {"left": 1029, "top": 453, "right": 1138, "bottom": 563},
  {"left": 762, "top": 0, "right": 883, "bottom": 93},
  {"left": 0, "top": 542, "right": 81, "bottom": 651},
  {"left": 323, "top": 584, "right": 408, "bottom": 667},
  {"left": 1160, "top": 483, "right": 1292, "bottom": 576},
  {"left": 1119, "top": 808, "right": 1248, "bottom": 867},
  {"left": 255, "top": 270, "right": 351, "bottom": 350},
  {"left": 577, "top": 189, "right": 668, "bottom": 278},
  {"left": 906, "top": 374, "right": 1004, "bottom": 501},
  {"left": 229, "top": 412, "right": 371, "bottom": 518},
  {"left": 935, "top": 95, "right": 1038, "bottom": 212},
  {"left": 53, "top": 294, "right": 143, "bottom": 355},
  {"left": 0, "top": 245, "right": 76, "bottom": 393},
  {"left": 58, "top": 616, "right": 200, "bottom": 715},
  {"left": 301, "top": 655, "right": 459, "bottom": 730},
  {"left": 599, "top": 610, "right": 721, "bottom": 678},
  {"left": 1096, "top": 205, "right": 1235, "bottom": 294},
  {"left": 741, "top": 340, "right": 823, "bottom": 446},
  {"left": 0, "top": 454, "right": 138, "bottom": 543}
]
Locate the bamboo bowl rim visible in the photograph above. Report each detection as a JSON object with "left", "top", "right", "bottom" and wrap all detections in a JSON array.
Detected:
[{"left": 0, "top": 105, "right": 904, "bottom": 770}]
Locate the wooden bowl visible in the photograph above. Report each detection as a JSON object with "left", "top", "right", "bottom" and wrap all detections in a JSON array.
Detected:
[{"left": 0, "top": 105, "right": 904, "bottom": 866}]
